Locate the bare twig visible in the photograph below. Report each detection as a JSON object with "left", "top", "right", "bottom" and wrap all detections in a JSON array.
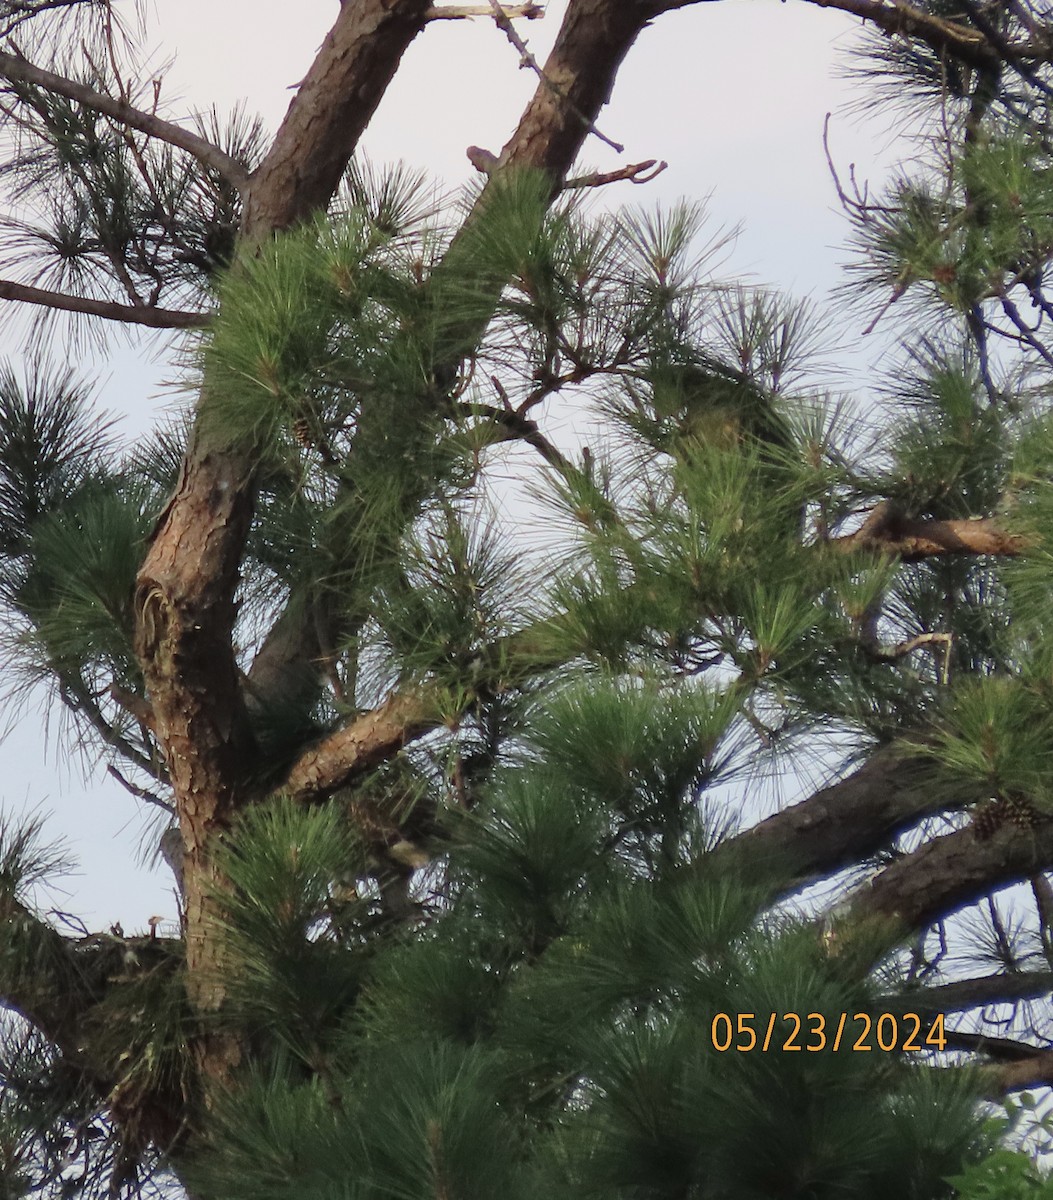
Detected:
[
  {"left": 106, "top": 765, "right": 174, "bottom": 815},
  {"left": 486, "top": 0, "right": 624, "bottom": 153},
  {"left": 458, "top": 399, "right": 571, "bottom": 469},
  {"left": 0, "top": 278, "right": 210, "bottom": 328},
  {"left": 0, "top": 49, "right": 250, "bottom": 190},
  {"left": 563, "top": 159, "right": 667, "bottom": 189},
  {"left": 999, "top": 291, "right": 1053, "bottom": 366}
]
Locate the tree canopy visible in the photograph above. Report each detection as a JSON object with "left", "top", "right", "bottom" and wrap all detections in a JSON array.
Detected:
[{"left": 2, "top": 1, "right": 1053, "bottom": 1197}]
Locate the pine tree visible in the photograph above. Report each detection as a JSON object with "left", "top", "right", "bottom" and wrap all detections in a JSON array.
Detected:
[{"left": 1, "top": 1, "right": 1053, "bottom": 1197}]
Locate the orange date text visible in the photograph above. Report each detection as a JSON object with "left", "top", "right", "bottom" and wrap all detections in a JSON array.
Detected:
[{"left": 709, "top": 1012, "right": 946, "bottom": 1053}]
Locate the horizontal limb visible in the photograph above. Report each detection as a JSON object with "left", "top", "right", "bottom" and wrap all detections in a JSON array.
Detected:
[{"left": 0, "top": 277, "right": 210, "bottom": 328}]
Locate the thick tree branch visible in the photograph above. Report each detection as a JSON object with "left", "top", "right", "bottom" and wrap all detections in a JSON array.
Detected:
[
  {"left": 134, "top": 1, "right": 436, "bottom": 1035},
  {"left": 242, "top": 0, "right": 433, "bottom": 235},
  {"left": 279, "top": 692, "right": 440, "bottom": 803},
  {"left": 799, "top": 0, "right": 1008, "bottom": 69},
  {"left": 0, "top": 50, "right": 250, "bottom": 190},
  {"left": 852, "top": 819, "right": 1053, "bottom": 940},
  {"left": 882, "top": 970, "right": 1053, "bottom": 1013},
  {"left": 832, "top": 503, "right": 1027, "bottom": 560},
  {"left": 941, "top": 1029, "right": 1047, "bottom": 1061},
  {"left": 717, "top": 747, "right": 974, "bottom": 889},
  {"left": 0, "top": 277, "right": 210, "bottom": 328},
  {"left": 985, "top": 1050, "right": 1053, "bottom": 1093}
]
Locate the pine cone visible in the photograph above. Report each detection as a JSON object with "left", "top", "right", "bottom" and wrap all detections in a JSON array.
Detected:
[
  {"left": 972, "top": 797, "right": 1009, "bottom": 841},
  {"left": 972, "top": 794, "right": 1043, "bottom": 840},
  {"left": 292, "top": 416, "right": 313, "bottom": 449},
  {"left": 1005, "top": 792, "right": 1042, "bottom": 830}
]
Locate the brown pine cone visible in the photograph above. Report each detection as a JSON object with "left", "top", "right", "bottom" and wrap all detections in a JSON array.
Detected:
[
  {"left": 1004, "top": 792, "right": 1042, "bottom": 830},
  {"left": 972, "top": 797, "right": 1009, "bottom": 841},
  {"left": 292, "top": 416, "right": 313, "bottom": 448}
]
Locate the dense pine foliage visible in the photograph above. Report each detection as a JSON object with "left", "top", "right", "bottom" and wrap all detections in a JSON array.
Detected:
[{"left": 2, "top": 1, "right": 1053, "bottom": 1197}]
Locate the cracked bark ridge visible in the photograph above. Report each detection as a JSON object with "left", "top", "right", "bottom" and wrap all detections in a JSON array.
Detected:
[{"left": 134, "top": 0, "right": 437, "bottom": 1034}]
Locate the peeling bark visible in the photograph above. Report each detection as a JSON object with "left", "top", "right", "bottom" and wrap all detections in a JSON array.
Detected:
[{"left": 134, "top": 0, "right": 435, "bottom": 1065}]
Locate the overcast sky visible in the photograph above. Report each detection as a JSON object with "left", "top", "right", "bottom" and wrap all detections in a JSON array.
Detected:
[{"left": 0, "top": 0, "right": 909, "bottom": 929}]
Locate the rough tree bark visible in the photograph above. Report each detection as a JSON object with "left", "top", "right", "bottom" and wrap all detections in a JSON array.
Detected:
[
  {"left": 0, "top": 0, "right": 1051, "bottom": 1160},
  {"left": 132, "top": 0, "right": 702, "bottom": 1083},
  {"left": 133, "top": 0, "right": 436, "bottom": 1066}
]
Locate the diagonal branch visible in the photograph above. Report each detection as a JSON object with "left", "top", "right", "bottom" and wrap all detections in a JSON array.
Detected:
[
  {"left": 244, "top": 0, "right": 678, "bottom": 731},
  {"left": 0, "top": 277, "right": 210, "bottom": 328},
  {"left": 717, "top": 746, "right": 975, "bottom": 889},
  {"left": 800, "top": 0, "right": 1007, "bottom": 69},
  {"left": 852, "top": 819, "right": 1053, "bottom": 941},
  {"left": 0, "top": 50, "right": 250, "bottom": 190},
  {"left": 241, "top": 0, "right": 433, "bottom": 234},
  {"left": 832, "top": 503, "right": 1027, "bottom": 560},
  {"left": 279, "top": 691, "right": 441, "bottom": 803}
]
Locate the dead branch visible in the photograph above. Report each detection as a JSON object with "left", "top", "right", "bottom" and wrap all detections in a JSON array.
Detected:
[
  {"left": 427, "top": 2, "right": 542, "bottom": 17},
  {"left": 563, "top": 159, "right": 668, "bottom": 189},
  {"left": 106, "top": 765, "right": 174, "bottom": 815},
  {"left": 486, "top": 0, "right": 624, "bottom": 153},
  {"left": 832, "top": 504, "right": 1028, "bottom": 560}
]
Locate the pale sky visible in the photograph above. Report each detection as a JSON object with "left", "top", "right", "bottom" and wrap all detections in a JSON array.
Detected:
[{"left": 0, "top": 0, "right": 908, "bottom": 928}]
